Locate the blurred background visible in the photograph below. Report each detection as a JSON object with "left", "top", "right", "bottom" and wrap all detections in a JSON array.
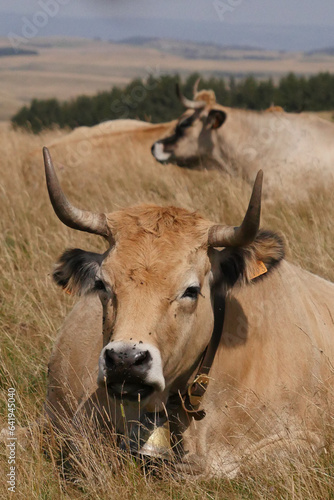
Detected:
[{"left": 1, "top": 0, "right": 334, "bottom": 128}]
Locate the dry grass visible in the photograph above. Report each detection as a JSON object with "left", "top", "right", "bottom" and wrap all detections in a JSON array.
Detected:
[{"left": 0, "top": 123, "right": 333, "bottom": 498}]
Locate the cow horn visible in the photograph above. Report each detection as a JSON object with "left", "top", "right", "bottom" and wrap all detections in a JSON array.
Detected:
[
  {"left": 208, "top": 170, "right": 263, "bottom": 247},
  {"left": 193, "top": 77, "right": 201, "bottom": 97},
  {"left": 176, "top": 83, "right": 206, "bottom": 110},
  {"left": 43, "top": 147, "right": 109, "bottom": 239}
]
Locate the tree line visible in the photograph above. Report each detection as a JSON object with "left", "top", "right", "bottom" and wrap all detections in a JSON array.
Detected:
[{"left": 12, "top": 72, "right": 334, "bottom": 133}]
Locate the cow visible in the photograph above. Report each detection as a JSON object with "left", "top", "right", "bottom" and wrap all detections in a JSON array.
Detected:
[
  {"left": 28, "top": 118, "right": 176, "bottom": 172},
  {"left": 46, "top": 119, "right": 176, "bottom": 152},
  {"left": 44, "top": 147, "right": 334, "bottom": 477},
  {"left": 265, "top": 103, "right": 284, "bottom": 113},
  {"left": 151, "top": 82, "right": 334, "bottom": 200}
]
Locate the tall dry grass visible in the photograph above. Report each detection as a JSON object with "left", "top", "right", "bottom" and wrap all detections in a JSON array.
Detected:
[{"left": 0, "top": 123, "right": 333, "bottom": 499}]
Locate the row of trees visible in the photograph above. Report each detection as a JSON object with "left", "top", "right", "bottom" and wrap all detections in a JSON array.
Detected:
[{"left": 12, "top": 72, "right": 334, "bottom": 133}]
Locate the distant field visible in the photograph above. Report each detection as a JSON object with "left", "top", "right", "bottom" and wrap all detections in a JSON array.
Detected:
[{"left": 2, "top": 36, "right": 334, "bottom": 121}]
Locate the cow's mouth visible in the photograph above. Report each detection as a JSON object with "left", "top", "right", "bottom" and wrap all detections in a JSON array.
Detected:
[
  {"left": 167, "top": 155, "right": 202, "bottom": 169},
  {"left": 107, "top": 381, "right": 155, "bottom": 401}
]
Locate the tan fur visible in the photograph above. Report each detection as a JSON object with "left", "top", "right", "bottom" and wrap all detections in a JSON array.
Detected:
[
  {"left": 107, "top": 204, "right": 209, "bottom": 242},
  {"left": 195, "top": 89, "right": 217, "bottom": 106},
  {"left": 153, "top": 90, "right": 334, "bottom": 201},
  {"left": 47, "top": 204, "right": 334, "bottom": 477},
  {"left": 104, "top": 206, "right": 211, "bottom": 294},
  {"left": 29, "top": 119, "right": 177, "bottom": 163},
  {"left": 265, "top": 104, "right": 284, "bottom": 112},
  {"left": 242, "top": 232, "right": 285, "bottom": 282}
]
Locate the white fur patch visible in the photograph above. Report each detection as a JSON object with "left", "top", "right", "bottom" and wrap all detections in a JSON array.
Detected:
[{"left": 152, "top": 142, "right": 172, "bottom": 162}]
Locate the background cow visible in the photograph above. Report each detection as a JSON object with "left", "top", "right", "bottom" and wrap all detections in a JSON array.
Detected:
[
  {"left": 152, "top": 82, "right": 334, "bottom": 201},
  {"left": 44, "top": 147, "right": 334, "bottom": 477}
]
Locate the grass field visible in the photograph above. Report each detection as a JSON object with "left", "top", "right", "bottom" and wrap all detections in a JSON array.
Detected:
[
  {"left": 0, "top": 122, "right": 333, "bottom": 499},
  {"left": 2, "top": 36, "right": 334, "bottom": 121}
]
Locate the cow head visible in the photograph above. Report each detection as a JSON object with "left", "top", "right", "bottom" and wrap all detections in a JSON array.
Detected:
[
  {"left": 44, "top": 148, "right": 284, "bottom": 413},
  {"left": 151, "top": 81, "right": 227, "bottom": 168}
]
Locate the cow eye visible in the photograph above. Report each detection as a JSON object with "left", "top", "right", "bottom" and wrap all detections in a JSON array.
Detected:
[
  {"left": 182, "top": 286, "right": 200, "bottom": 300},
  {"left": 179, "top": 117, "right": 192, "bottom": 129},
  {"left": 94, "top": 279, "right": 107, "bottom": 292}
]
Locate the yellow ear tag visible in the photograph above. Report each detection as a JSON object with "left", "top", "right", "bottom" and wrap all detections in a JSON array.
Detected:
[
  {"left": 250, "top": 260, "right": 267, "bottom": 280},
  {"left": 65, "top": 289, "right": 72, "bottom": 296}
]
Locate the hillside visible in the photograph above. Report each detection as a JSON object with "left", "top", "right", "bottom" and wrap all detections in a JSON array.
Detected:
[
  {"left": 0, "top": 47, "right": 38, "bottom": 57},
  {"left": 116, "top": 37, "right": 272, "bottom": 60},
  {"left": 306, "top": 47, "right": 334, "bottom": 56},
  {"left": 2, "top": 36, "right": 334, "bottom": 121}
]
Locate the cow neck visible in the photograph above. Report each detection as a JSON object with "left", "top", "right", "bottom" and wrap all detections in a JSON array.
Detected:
[{"left": 168, "top": 294, "right": 225, "bottom": 421}]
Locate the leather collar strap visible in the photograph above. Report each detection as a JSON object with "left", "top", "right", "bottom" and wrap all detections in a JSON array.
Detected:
[
  {"left": 177, "top": 296, "right": 225, "bottom": 420},
  {"left": 177, "top": 263, "right": 267, "bottom": 421}
]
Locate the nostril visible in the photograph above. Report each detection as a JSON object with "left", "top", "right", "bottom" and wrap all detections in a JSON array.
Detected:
[
  {"left": 105, "top": 348, "right": 116, "bottom": 368},
  {"left": 104, "top": 347, "right": 152, "bottom": 370},
  {"left": 134, "top": 350, "right": 149, "bottom": 365}
]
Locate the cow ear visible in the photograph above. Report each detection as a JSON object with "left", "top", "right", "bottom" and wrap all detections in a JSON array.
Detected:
[
  {"left": 211, "top": 230, "right": 285, "bottom": 290},
  {"left": 207, "top": 109, "right": 227, "bottom": 130},
  {"left": 53, "top": 248, "right": 104, "bottom": 296}
]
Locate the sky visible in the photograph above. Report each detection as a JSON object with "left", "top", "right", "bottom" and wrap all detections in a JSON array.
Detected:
[
  {"left": 1, "top": 0, "right": 334, "bottom": 25},
  {"left": 1, "top": 1, "right": 334, "bottom": 50}
]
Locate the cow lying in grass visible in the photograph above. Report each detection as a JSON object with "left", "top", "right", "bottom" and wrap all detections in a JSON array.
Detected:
[
  {"left": 44, "top": 147, "right": 334, "bottom": 477},
  {"left": 152, "top": 82, "right": 334, "bottom": 200}
]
